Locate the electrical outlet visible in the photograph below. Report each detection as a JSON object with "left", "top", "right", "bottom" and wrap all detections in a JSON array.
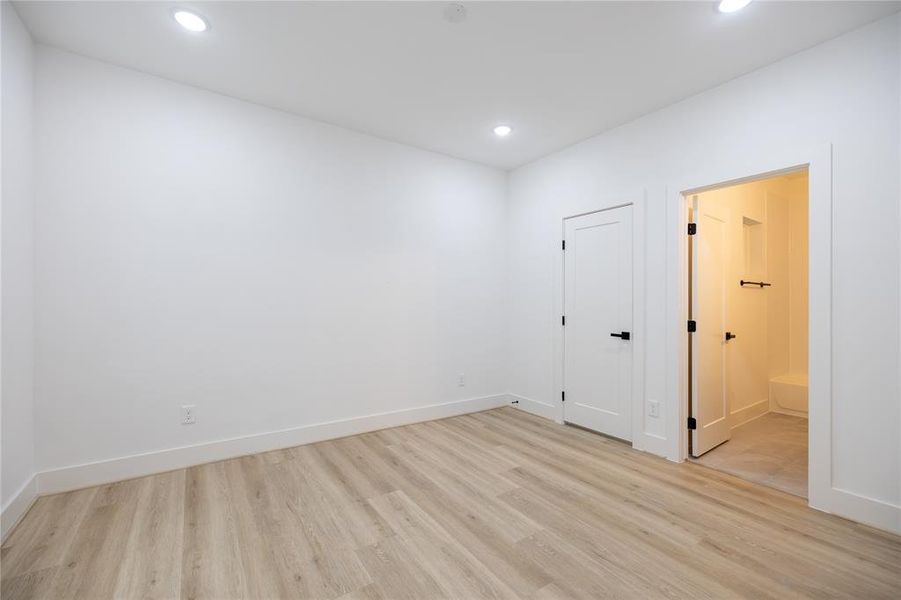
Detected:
[
  {"left": 648, "top": 400, "right": 660, "bottom": 418},
  {"left": 458, "top": 373, "right": 465, "bottom": 387},
  {"left": 182, "top": 405, "right": 196, "bottom": 425}
]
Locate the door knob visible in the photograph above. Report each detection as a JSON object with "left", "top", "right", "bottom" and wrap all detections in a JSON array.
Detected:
[
  {"left": 725, "top": 331, "right": 736, "bottom": 341},
  {"left": 610, "top": 331, "right": 631, "bottom": 340}
]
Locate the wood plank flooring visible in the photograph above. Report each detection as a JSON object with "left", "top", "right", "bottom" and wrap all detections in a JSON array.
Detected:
[{"left": 2, "top": 407, "right": 899, "bottom": 599}]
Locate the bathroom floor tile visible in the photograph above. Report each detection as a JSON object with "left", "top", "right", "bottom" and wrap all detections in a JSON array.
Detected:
[{"left": 691, "top": 412, "right": 808, "bottom": 498}]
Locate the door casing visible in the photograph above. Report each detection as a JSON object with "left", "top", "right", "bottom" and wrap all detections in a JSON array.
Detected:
[
  {"left": 552, "top": 195, "right": 647, "bottom": 451},
  {"left": 668, "top": 143, "right": 831, "bottom": 513}
]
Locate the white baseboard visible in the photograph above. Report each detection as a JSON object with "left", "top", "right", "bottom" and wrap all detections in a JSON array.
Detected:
[
  {"left": 507, "top": 393, "right": 675, "bottom": 461},
  {"left": 771, "top": 407, "right": 808, "bottom": 418},
  {"left": 24, "top": 392, "right": 901, "bottom": 537},
  {"left": 1, "top": 474, "right": 38, "bottom": 542},
  {"left": 824, "top": 487, "right": 901, "bottom": 535},
  {"left": 729, "top": 398, "right": 769, "bottom": 429},
  {"left": 508, "top": 393, "right": 557, "bottom": 420},
  {"left": 37, "top": 394, "right": 509, "bottom": 496}
]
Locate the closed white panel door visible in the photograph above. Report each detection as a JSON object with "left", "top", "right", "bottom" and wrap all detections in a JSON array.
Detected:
[
  {"left": 563, "top": 205, "right": 633, "bottom": 441},
  {"left": 691, "top": 195, "right": 731, "bottom": 456}
]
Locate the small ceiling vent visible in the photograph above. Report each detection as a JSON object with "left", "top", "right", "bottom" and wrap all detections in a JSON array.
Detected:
[{"left": 443, "top": 3, "right": 467, "bottom": 23}]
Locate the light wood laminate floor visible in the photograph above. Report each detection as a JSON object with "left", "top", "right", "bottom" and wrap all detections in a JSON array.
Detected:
[
  {"left": 2, "top": 407, "right": 899, "bottom": 599},
  {"left": 693, "top": 412, "right": 808, "bottom": 498}
]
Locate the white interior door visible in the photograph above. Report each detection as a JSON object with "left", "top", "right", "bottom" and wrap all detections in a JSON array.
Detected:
[
  {"left": 563, "top": 205, "right": 633, "bottom": 441},
  {"left": 691, "top": 195, "right": 731, "bottom": 456}
]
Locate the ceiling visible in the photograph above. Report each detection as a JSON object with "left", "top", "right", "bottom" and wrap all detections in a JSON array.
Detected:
[{"left": 14, "top": 1, "right": 900, "bottom": 169}]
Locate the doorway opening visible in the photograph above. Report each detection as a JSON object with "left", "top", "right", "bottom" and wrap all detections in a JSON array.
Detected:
[{"left": 686, "top": 169, "right": 809, "bottom": 498}]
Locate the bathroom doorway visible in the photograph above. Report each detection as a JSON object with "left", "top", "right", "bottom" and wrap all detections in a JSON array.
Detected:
[{"left": 687, "top": 169, "right": 809, "bottom": 498}]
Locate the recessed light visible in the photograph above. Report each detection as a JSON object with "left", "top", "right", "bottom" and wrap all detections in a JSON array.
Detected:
[
  {"left": 493, "top": 125, "right": 513, "bottom": 137},
  {"left": 718, "top": 0, "right": 752, "bottom": 13},
  {"left": 173, "top": 10, "right": 208, "bottom": 32}
]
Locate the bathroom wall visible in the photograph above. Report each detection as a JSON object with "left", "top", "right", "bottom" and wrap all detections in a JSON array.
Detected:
[
  {"left": 767, "top": 174, "right": 809, "bottom": 415},
  {"left": 788, "top": 177, "right": 809, "bottom": 378}
]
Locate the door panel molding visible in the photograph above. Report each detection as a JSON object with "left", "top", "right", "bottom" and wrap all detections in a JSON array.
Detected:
[
  {"left": 550, "top": 193, "right": 647, "bottom": 451},
  {"left": 563, "top": 206, "right": 633, "bottom": 441}
]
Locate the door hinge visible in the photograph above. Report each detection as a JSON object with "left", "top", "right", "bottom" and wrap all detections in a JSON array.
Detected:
[
  {"left": 562, "top": 239, "right": 566, "bottom": 251},
  {"left": 687, "top": 320, "right": 697, "bottom": 333},
  {"left": 687, "top": 222, "right": 697, "bottom": 235},
  {"left": 562, "top": 315, "right": 566, "bottom": 326},
  {"left": 561, "top": 391, "right": 565, "bottom": 403},
  {"left": 687, "top": 417, "right": 697, "bottom": 430}
]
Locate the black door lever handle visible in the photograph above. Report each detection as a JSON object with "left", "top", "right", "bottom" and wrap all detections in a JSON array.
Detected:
[
  {"left": 610, "top": 331, "right": 631, "bottom": 340},
  {"left": 725, "top": 331, "right": 737, "bottom": 341}
]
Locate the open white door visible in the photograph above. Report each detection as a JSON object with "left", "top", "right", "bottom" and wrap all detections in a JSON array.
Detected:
[
  {"left": 563, "top": 205, "right": 633, "bottom": 441},
  {"left": 690, "top": 195, "right": 731, "bottom": 456}
]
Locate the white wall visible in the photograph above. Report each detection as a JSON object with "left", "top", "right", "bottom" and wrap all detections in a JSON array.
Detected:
[
  {"left": 508, "top": 14, "right": 900, "bottom": 530},
  {"left": 1, "top": 2, "right": 37, "bottom": 537},
  {"left": 33, "top": 47, "right": 509, "bottom": 481},
  {"left": 766, "top": 174, "right": 809, "bottom": 402}
]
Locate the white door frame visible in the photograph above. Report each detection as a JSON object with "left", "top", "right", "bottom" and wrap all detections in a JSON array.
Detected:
[
  {"left": 553, "top": 193, "right": 647, "bottom": 451},
  {"left": 665, "top": 143, "right": 831, "bottom": 512}
]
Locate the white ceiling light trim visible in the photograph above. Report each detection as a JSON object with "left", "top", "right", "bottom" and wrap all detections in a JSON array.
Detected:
[
  {"left": 493, "top": 125, "right": 513, "bottom": 137},
  {"left": 173, "top": 9, "right": 208, "bottom": 32},
  {"left": 718, "top": 0, "right": 753, "bottom": 14}
]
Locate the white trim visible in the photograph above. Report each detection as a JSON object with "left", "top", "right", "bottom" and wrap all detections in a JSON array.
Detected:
[
  {"left": 1, "top": 475, "right": 38, "bottom": 542},
  {"left": 509, "top": 393, "right": 557, "bottom": 420},
  {"left": 729, "top": 399, "right": 770, "bottom": 430},
  {"left": 553, "top": 191, "right": 648, "bottom": 447},
  {"left": 665, "top": 143, "right": 869, "bottom": 525},
  {"left": 897, "top": 8, "right": 901, "bottom": 541},
  {"left": 770, "top": 407, "right": 808, "bottom": 419},
  {"left": 827, "top": 488, "right": 901, "bottom": 535},
  {"left": 36, "top": 394, "right": 509, "bottom": 496}
]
